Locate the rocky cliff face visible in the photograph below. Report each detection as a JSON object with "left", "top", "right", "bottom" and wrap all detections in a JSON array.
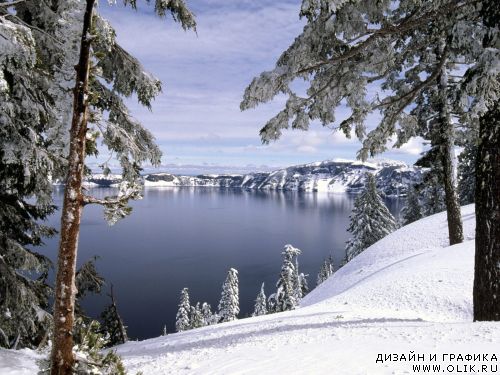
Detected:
[
  {"left": 80, "top": 159, "right": 423, "bottom": 196},
  {"left": 140, "top": 159, "right": 423, "bottom": 197}
]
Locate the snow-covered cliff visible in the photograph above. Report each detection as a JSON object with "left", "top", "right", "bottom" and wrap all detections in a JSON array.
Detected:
[{"left": 81, "top": 159, "right": 424, "bottom": 196}]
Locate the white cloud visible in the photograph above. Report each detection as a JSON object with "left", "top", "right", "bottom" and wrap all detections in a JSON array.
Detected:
[
  {"left": 390, "top": 137, "right": 426, "bottom": 156},
  {"left": 95, "top": 2, "right": 421, "bottom": 170}
]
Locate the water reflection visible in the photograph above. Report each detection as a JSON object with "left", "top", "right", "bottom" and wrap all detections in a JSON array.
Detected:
[{"left": 41, "top": 187, "right": 401, "bottom": 340}]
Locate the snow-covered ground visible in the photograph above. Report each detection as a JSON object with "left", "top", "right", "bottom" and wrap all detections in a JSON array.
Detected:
[{"left": 2, "top": 205, "right": 499, "bottom": 374}]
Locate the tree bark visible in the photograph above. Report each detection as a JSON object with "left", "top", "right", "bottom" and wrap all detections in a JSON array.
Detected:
[
  {"left": 436, "top": 50, "right": 464, "bottom": 246},
  {"left": 472, "top": 0, "right": 500, "bottom": 322},
  {"left": 440, "top": 121, "right": 464, "bottom": 245},
  {"left": 473, "top": 101, "right": 500, "bottom": 321},
  {"left": 50, "top": 1, "right": 95, "bottom": 374}
]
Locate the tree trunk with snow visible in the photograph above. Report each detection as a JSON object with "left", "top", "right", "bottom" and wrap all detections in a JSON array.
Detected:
[
  {"left": 436, "top": 52, "right": 463, "bottom": 246},
  {"left": 50, "top": 1, "right": 95, "bottom": 373},
  {"left": 473, "top": 101, "right": 500, "bottom": 321}
]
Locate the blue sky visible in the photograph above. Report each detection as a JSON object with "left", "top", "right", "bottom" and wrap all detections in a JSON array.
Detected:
[{"left": 98, "top": 0, "right": 424, "bottom": 174}]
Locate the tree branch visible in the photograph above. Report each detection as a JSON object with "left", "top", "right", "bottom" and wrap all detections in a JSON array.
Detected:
[
  {"left": 295, "top": 0, "right": 475, "bottom": 75},
  {"left": 0, "top": 0, "right": 25, "bottom": 7},
  {"left": 82, "top": 194, "right": 131, "bottom": 206},
  {"left": 373, "top": 47, "right": 449, "bottom": 111}
]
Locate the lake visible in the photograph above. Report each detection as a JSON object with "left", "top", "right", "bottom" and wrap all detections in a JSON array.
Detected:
[{"left": 40, "top": 187, "right": 403, "bottom": 340}]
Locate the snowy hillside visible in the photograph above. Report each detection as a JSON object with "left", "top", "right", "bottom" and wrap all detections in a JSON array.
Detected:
[
  {"left": 3, "top": 205, "right": 498, "bottom": 374},
  {"left": 82, "top": 159, "right": 425, "bottom": 196},
  {"left": 112, "top": 204, "right": 498, "bottom": 374}
]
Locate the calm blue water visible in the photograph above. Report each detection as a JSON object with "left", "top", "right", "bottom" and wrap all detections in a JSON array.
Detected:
[{"left": 40, "top": 187, "right": 403, "bottom": 340}]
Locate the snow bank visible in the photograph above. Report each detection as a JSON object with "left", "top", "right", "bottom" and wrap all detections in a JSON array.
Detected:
[{"left": 0, "top": 349, "right": 45, "bottom": 375}]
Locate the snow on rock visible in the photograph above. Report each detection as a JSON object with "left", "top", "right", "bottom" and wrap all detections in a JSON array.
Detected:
[{"left": 81, "top": 159, "right": 424, "bottom": 196}]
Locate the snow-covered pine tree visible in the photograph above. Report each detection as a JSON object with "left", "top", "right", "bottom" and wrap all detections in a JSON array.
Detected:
[
  {"left": 401, "top": 185, "right": 423, "bottom": 226},
  {"left": 345, "top": 174, "right": 397, "bottom": 262},
  {"left": 252, "top": 282, "right": 267, "bottom": 317},
  {"left": 190, "top": 303, "right": 204, "bottom": 329},
  {"left": 0, "top": 2, "right": 65, "bottom": 349},
  {"left": 292, "top": 255, "right": 309, "bottom": 298},
  {"left": 100, "top": 285, "right": 128, "bottom": 347},
  {"left": 240, "top": 0, "right": 490, "bottom": 246},
  {"left": 175, "top": 288, "right": 191, "bottom": 332},
  {"left": 218, "top": 268, "right": 240, "bottom": 323},
  {"left": 201, "top": 302, "right": 216, "bottom": 326},
  {"left": 274, "top": 244, "right": 302, "bottom": 312},
  {"left": 71, "top": 318, "right": 126, "bottom": 375},
  {"left": 298, "top": 272, "right": 309, "bottom": 298},
  {"left": 414, "top": 148, "right": 446, "bottom": 216},
  {"left": 316, "top": 256, "right": 334, "bottom": 286}
]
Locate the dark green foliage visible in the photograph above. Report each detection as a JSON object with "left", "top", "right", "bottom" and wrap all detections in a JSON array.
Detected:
[
  {"left": 415, "top": 149, "right": 446, "bottom": 216},
  {"left": 100, "top": 286, "right": 128, "bottom": 347},
  {"left": 401, "top": 185, "right": 423, "bottom": 225},
  {"left": 345, "top": 174, "right": 397, "bottom": 262},
  {"left": 0, "top": 159, "right": 55, "bottom": 349},
  {"left": 458, "top": 141, "right": 477, "bottom": 205},
  {"left": 75, "top": 257, "right": 105, "bottom": 319}
]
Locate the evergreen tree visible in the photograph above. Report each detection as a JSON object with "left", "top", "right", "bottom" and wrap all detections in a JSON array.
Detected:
[
  {"left": 175, "top": 288, "right": 191, "bottom": 332},
  {"left": 345, "top": 174, "right": 397, "bottom": 262},
  {"left": 201, "top": 302, "right": 216, "bottom": 326},
  {"left": 458, "top": 141, "right": 477, "bottom": 205},
  {"left": 316, "top": 256, "right": 334, "bottom": 286},
  {"left": 293, "top": 256, "right": 309, "bottom": 299},
  {"left": 415, "top": 149, "right": 446, "bottom": 216},
  {"left": 274, "top": 244, "right": 302, "bottom": 312},
  {"left": 0, "top": 2, "right": 64, "bottom": 349},
  {"left": 71, "top": 318, "right": 126, "bottom": 375},
  {"left": 401, "top": 185, "right": 423, "bottom": 226},
  {"left": 298, "top": 272, "right": 309, "bottom": 298},
  {"left": 218, "top": 268, "right": 239, "bottom": 323},
  {"left": 75, "top": 257, "right": 105, "bottom": 320},
  {"left": 100, "top": 285, "right": 128, "bottom": 347},
  {"left": 252, "top": 283, "right": 267, "bottom": 317},
  {"left": 190, "top": 303, "right": 204, "bottom": 329}
]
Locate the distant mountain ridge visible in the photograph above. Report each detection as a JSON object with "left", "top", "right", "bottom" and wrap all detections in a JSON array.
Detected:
[{"left": 82, "top": 159, "right": 424, "bottom": 197}]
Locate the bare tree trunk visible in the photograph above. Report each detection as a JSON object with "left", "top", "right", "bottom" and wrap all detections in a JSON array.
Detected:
[
  {"left": 436, "top": 50, "right": 464, "bottom": 246},
  {"left": 50, "top": 1, "right": 95, "bottom": 373},
  {"left": 440, "top": 122, "right": 464, "bottom": 245},
  {"left": 473, "top": 101, "right": 500, "bottom": 321}
]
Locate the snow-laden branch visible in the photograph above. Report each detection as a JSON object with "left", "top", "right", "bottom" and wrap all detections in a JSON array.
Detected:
[
  {"left": 81, "top": 190, "right": 138, "bottom": 206},
  {"left": 295, "top": 0, "right": 475, "bottom": 76},
  {"left": 0, "top": 0, "right": 25, "bottom": 7},
  {"left": 4, "top": 13, "right": 63, "bottom": 44},
  {"left": 371, "top": 45, "right": 449, "bottom": 117}
]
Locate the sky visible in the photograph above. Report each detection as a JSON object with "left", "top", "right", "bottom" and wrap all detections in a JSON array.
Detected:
[{"left": 97, "top": 0, "right": 424, "bottom": 174}]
